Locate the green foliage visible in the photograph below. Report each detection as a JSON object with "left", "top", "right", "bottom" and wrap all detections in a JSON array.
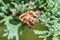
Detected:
[
  {"left": 34, "top": 0, "right": 60, "bottom": 40},
  {"left": 0, "top": 0, "right": 26, "bottom": 40},
  {"left": 0, "top": 0, "right": 60, "bottom": 40},
  {"left": 0, "top": 15, "right": 23, "bottom": 40}
]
